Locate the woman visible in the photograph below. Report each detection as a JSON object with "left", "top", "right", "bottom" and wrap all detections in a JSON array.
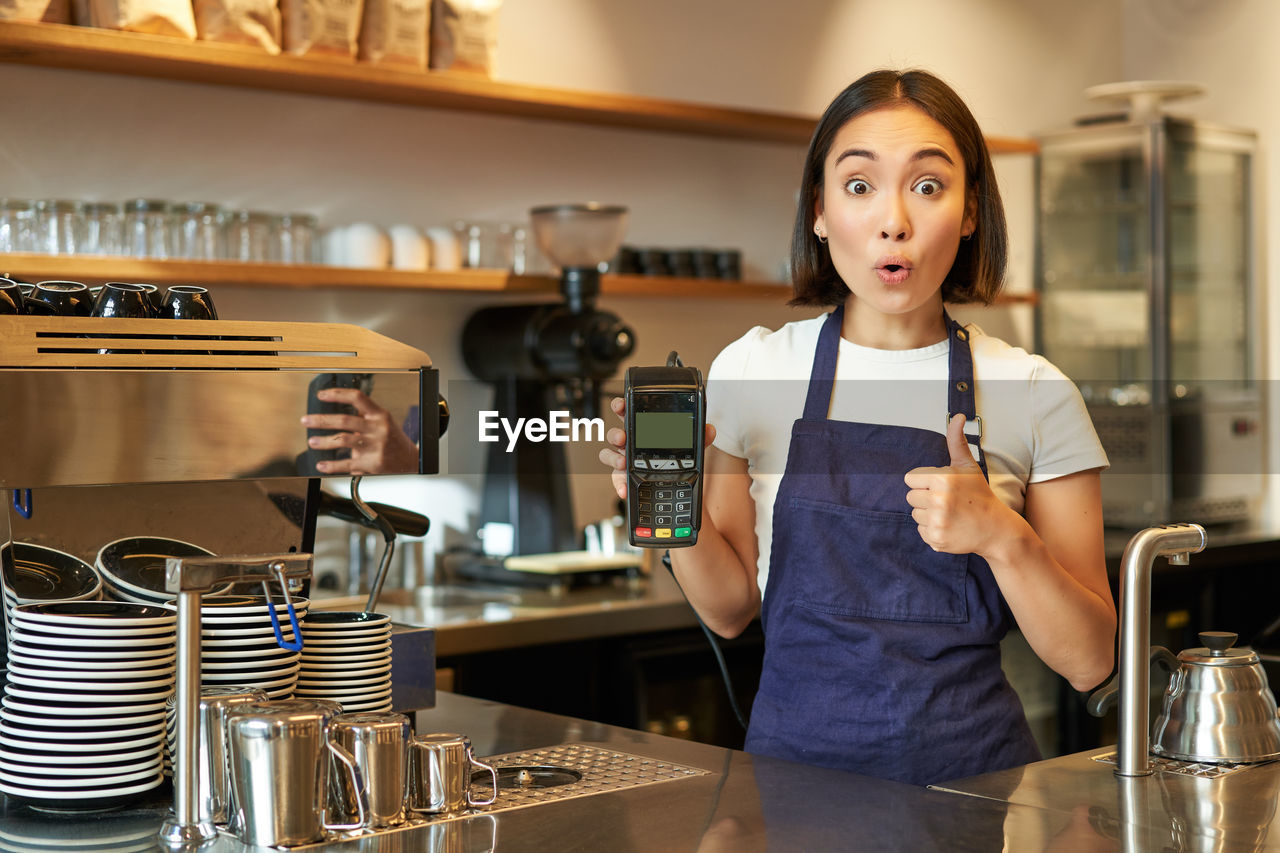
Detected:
[{"left": 600, "top": 69, "right": 1116, "bottom": 786}]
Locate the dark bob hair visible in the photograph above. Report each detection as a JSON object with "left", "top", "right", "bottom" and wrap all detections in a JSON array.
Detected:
[{"left": 790, "top": 69, "right": 1007, "bottom": 307}]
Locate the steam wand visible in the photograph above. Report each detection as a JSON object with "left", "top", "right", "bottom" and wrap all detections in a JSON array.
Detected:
[{"left": 351, "top": 475, "right": 396, "bottom": 614}]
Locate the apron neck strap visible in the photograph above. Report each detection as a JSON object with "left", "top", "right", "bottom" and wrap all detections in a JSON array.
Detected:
[
  {"left": 802, "top": 305, "right": 844, "bottom": 421},
  {"left": 945, "top": 312, "right": 977, "bottom": 422}
]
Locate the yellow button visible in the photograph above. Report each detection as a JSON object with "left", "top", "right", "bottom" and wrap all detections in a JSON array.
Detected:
[{"left": 655, "top": 528, "right": 672, "bottom": 538}]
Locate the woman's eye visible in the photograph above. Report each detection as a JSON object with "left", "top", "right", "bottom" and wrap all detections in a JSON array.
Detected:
[
  {"left": 845, "top": 179, "right": 872, "bottom": 195},
  {"left": 914, "top": 178, "right": 943, "bottom": 196}
]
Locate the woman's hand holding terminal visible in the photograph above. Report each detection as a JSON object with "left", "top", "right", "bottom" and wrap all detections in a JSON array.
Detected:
[{"left": 598, "top": 395, "right": 759, "bottom": 638}]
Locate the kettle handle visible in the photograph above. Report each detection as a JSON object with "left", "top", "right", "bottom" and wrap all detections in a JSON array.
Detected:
[{"left": 1087, "top": 646, "right": 1179, "bottom": 717}]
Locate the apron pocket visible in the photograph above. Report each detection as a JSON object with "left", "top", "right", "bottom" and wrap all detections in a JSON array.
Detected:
[{"left": 786, "top": 496, "right": 969, "bottom": 624}]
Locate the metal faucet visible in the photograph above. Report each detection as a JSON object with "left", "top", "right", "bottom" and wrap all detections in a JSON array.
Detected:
[
  {"left": 1114, "top": 523, "right": 1206, "bottom": 777},
  {"left": 158, "top": 553, "right": 312, "bottom": 848}
]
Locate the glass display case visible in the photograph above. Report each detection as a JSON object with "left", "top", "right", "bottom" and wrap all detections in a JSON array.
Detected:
[{"left": 1035, "top": 116, "right": 1263, "bottom": 528}]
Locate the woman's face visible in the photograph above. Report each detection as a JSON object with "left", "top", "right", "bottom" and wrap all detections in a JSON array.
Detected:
[{"left": 815, "top": 104, "right": 976, "bottom": 319}]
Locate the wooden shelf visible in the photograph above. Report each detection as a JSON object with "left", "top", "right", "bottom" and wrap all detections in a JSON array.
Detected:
[
  {"left": 0, "top": 254, "right": 1038, "bottom": 305},
  {"left": 0, "top": 254, "right": 791, "bottom": 299},
  {"left": 0, "top": 21, "right": 1039, "bottom": 152}
]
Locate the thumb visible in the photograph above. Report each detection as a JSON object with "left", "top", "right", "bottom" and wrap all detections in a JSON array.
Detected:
[{"left": 947, "top": 414, "right": 979, "bottom": 469}]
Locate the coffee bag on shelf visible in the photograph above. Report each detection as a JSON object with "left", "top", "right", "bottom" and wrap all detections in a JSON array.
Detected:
[
  {"left": 358, "top": 0, "right": 428, "bottom": 68},
  {"left": 428, "top": 0, "right": 499, "bottom": 75},
  {"left": 194, "top": 0, "right": 282, "bottom": 53},
  {"left": 282, "top": 0, "right": 363, "bottom": 58},
  {"left": 91, "top": 0, "right": 197, "bottom": 37},
  {"left": 0, "top": 0, "right": 70, "bottom": 23}
]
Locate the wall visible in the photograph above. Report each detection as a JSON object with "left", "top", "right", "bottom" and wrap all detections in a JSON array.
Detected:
[{"left": 1, "top": 0, "right": 1132, "bottom": 570}]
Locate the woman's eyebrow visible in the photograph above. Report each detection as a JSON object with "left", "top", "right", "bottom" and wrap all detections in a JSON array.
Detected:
[
  {"left": 912, "top": 147, "right": 956, "bottom": 165},
  {"left": 832, "top": 146, "right": 956, "bottom": 167}
]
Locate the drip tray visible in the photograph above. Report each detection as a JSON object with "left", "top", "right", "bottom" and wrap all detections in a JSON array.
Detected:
[
  {"left": 473, "top": 743, "right": 710, "bottom": 811},
  {"left": 242, "top": 744, "right": 711, "bottom": 850},
  {"left": 1090, "top": 750, "right": 1267, "bottom": 778}
]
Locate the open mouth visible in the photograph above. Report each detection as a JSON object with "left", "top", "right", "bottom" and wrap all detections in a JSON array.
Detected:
[{"left": 875, "top": 257, "right": 912, "bottom": 283}]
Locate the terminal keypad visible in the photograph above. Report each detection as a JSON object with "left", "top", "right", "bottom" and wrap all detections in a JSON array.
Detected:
[{"left": 633, "top": 453, "right": 697, "bottom": 540}]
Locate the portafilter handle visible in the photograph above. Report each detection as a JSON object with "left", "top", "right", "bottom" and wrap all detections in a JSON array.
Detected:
[{"left": 159, "top": 553, "right": 312, "bottom": 849}]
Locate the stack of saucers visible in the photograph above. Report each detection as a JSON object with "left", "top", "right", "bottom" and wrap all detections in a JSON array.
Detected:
[
  {"left": 95, "top": 536, "right": 214, "bottom": 604},
  {"left": 1, "top": 543, "right": 103, "bottom": 633},
  {"left": 294, "top": 612, "right": 393, "bottom": 712},
  {"left": 0, "top": 601, "right": 175, "bottom": 811},
  {"left": 200, "top": 594, "right": 309, "bottom": 700}
]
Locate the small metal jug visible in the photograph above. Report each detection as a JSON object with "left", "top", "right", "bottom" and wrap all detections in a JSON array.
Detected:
[{"left": 407, "top": 733, "right": 498, "bottom": 815}]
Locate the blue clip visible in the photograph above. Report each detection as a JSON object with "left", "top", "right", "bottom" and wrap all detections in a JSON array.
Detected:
[
  {"left": 263, "top": 568, "right": 304, "bottom": 652},
  {"left": 12, "top": 490, "right": 32, "bottom": 520},
  {"left": 269, "top": 595, "right": 304, "bottom": 652}
]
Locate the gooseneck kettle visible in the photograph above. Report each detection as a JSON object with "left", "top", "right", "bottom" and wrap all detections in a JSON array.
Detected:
[{"left": 1091, "top": 630, "right": 1280, "bottom": 765}]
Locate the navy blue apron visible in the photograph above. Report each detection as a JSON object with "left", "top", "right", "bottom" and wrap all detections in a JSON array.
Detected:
[{"left": 744, "top": 305, "right": 1040, "bottom": 786}]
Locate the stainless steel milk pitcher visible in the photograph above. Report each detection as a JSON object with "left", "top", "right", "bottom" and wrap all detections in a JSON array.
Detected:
[
  {"left": 226, "top": 699, "right": 368, "bottom": 847},
  {"left": 407, "top": 733, "right": 498, "bottom": 815}
]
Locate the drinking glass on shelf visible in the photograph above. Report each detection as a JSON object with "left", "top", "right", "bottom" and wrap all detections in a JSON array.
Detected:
[
  {"left": 123, "top": 198, "right": 175, "bottom": 259},
  {"left": 453, "top": 220, "right": 484, "bottom": 268},
  {"left": 0, "top": 199, "right": 36, "bottom": 253},
  {"left": 82, "top": 201, "right": 124, "bottom": 256},
  {"left": 35, "top": 199, "right": 86, "bottom": 256},
  {"left": 452, "top": 220, "right": 537, "bottom": 271},
  {"left": 226, "top": 210, "right": 280, "bottom": 262},
  {"left": 175, "top": 202, "right": 226, "bottom": 261},
  {"left": 278, "top": 213, "right": 318, "bottom": 264}
]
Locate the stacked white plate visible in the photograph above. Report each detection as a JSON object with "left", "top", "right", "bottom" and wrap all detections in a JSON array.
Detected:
[
  {"left": 95, "top": 536, "right": 215, "bottom": 604},
  {"left": 0, "top": 601, "right": 175, "bottom": 811},
  {"left": 1, "top": 543, "right": 102, "bottom": 633},
  {"left": 295, "top": 611, "right": 393, "bottom": 712},
  {"left": 200, "top": 594, "right": 310, "bottom": 700}
]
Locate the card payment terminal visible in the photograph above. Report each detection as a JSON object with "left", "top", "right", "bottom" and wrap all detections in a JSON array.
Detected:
[{"left": 625, "top": 358, "right": 705, "bottom": 548}]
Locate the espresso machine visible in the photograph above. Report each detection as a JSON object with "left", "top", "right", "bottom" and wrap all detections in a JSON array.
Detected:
[
  {"left": 0, "top": 313, "right": 444, "bottom": 838},
  {"left": 451, "top": 204, "right": 637, "bottom": 582}
]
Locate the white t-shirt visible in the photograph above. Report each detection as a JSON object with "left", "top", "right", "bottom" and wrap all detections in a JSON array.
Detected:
[{"left": 708, "top": 312, "right": 1109, "bottom": 596}]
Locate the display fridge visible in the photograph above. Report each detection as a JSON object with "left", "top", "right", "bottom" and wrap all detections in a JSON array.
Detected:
[{"left": 1034, "top": 110, "right": 1263, "bottom": 529}]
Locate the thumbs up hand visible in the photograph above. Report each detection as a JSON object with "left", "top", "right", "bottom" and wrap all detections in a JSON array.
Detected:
[
  {"left": 904, "top": 414, "right": 1013, "bottom": 556},
  {"left": 944, "top": 411, "right": 981, "bottom": 471}
]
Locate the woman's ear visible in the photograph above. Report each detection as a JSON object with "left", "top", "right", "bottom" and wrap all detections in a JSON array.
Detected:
[{"left": 962, "top": 189, "right": 978, "bottom": 239}]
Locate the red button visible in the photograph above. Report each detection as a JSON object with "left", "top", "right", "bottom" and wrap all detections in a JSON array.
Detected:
[{"left": 634, "top": 527, "right": 653, "bottom": 538}]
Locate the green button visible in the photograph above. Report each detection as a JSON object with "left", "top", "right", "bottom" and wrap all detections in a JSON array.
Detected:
[{"left": 674, "top": 527, "right": 692, "bottom": 538}]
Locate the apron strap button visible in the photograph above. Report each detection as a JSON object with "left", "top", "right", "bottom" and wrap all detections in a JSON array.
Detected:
[
  {"left": 955, "top": 327, "right": 969, "bottom": 341},
  {"left": 955, "top": 380, "right": 969, "bottom": 393}
]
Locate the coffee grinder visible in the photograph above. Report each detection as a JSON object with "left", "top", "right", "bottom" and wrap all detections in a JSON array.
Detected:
[{"left": 453, "top": 204, "right": 635, "bottom": 582}]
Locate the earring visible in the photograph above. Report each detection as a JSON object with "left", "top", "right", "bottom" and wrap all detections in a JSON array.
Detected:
[
  {"left": 962, "top": 232, "right": 974, "bottom": 241},
  {"left": 814, "top": 225, "right": 827, "bottom": 244}
]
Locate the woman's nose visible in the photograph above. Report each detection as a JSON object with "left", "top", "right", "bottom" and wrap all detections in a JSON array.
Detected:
[{"left": 879, "top": 194, "right": 911, "bottom": 241}]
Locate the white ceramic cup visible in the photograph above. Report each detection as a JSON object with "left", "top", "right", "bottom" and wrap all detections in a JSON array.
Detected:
[
  {"left": 345, "top": 223, "right": 390, "bottom": 269},
  {"left": 388, "top": 225, "right": 430, "bottom": 271},
  {"left": 425, "top": 226, "right": 461, "bottom": 271},
  {"left": 321, "top": 226, "right": 348, "bottom": 267}
]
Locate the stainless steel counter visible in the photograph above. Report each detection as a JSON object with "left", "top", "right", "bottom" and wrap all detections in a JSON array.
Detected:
[
  {"left": 935, "top": 747, "right": 1280, "bottom": 851},
  {"left": 312, "top": 569, "right": 700, "bottom": 657},
  {"left": 5, "top": 692, "right": 1277, "bottom": 851}
]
